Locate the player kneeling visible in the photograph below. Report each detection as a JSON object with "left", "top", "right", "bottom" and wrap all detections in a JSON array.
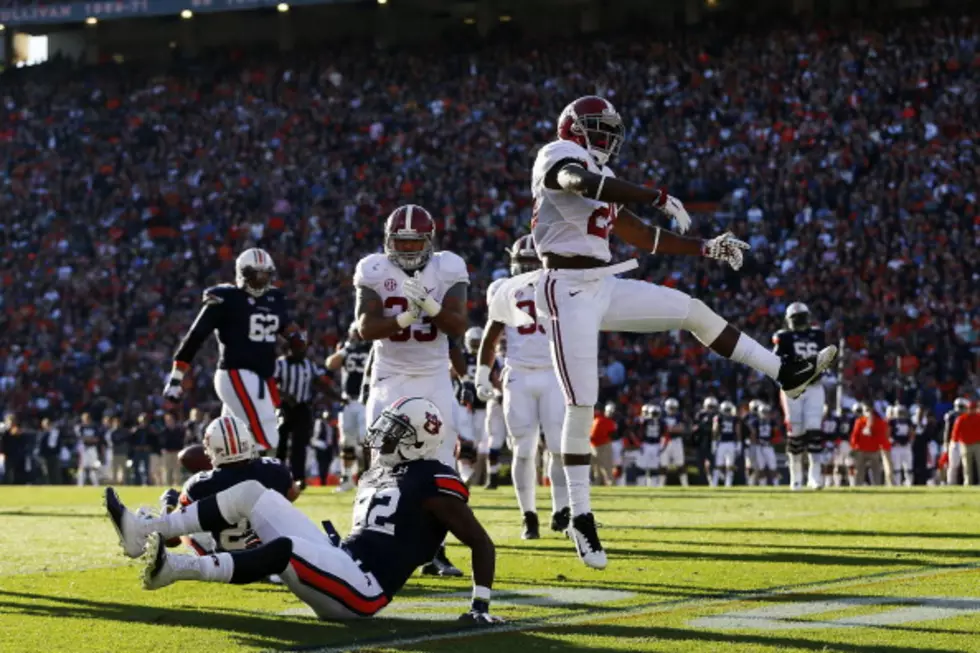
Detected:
[{"left": 104, "top": 397, "right": 502, "bottom": 623}]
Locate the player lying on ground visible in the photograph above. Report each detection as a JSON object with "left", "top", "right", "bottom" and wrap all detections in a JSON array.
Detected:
[
  {"left": 158, "top": 415, "right": 301, "bottom": 555},
  {"left": 105, "top": 397, "right": 502, "bottom": 623}
]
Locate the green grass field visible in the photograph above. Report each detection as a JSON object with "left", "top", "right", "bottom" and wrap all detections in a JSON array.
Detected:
[{"left": 1, "top": 485, "right": 979, "bottom": 653}]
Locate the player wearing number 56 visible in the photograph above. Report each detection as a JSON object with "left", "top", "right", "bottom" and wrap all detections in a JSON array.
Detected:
[
  {"left": 104, "top": 397, "right": 504, "bottom": 624},
  {"left": 353, "top": 205, "right": 471, "bottom": 470},
  {"left": 164, "top": 248, "right": 303, "bottom": 451}
]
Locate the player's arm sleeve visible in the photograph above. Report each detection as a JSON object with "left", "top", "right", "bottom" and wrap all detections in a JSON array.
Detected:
[{"left": 173, "top": 297, "right": 221, "bottom": 365}]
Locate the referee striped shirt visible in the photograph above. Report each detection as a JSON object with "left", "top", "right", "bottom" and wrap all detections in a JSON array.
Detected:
[{"left": 274, "top": 356, "right": 322, "bottom": 405}]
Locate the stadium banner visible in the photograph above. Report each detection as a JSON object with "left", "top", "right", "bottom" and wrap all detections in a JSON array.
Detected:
[{"left": 0, "top": 0, "right": 355, "bottom": 27}]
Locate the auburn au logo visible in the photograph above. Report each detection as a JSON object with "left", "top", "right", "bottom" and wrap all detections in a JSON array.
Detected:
[{"left": 423, "top": 412, "right": 442, "bottom": 435}]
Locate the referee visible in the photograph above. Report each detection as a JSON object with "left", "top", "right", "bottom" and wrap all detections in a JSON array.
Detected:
[{"left": 274, "top": 332, "right": 332, "bottom": 488}]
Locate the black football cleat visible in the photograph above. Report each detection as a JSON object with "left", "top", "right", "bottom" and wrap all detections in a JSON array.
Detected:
[
  {"left": 421, "top": 545, "right": 464, "bottom": 577},
  {"left": 778, "top": 346, "right": 838, "bottom": 400},
  {"left": 484, "top": 474, "right": 499, "bottom": 490},
  {"left": 550, "top": 506, "right": 571, "bottom": 533},
  {"left": 568, "top": 512, "right": 607, "bottom": 570},
  {"left": 521, "top": 512, "right": 540, "bottom": 540}
]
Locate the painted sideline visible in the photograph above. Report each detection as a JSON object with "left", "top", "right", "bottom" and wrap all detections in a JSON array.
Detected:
[{"left": 299, "top": 562, "right": 980, "bottom": 653}]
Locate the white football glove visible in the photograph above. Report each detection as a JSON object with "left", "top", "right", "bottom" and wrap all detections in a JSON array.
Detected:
[
  {"left": 657, "top": 194, "right": 692, "bottom": 234},
  {"left": 402, "top": 274, "right": 442, "bottom": 316},
  {"left": 475, "top": 365, "right": 495, "bottom": 403},
  {"left": 163, "top": 370, "right": 184, "bottom": 401},
  {"left": 701, "top": 231, "right": 750, "bottom": 270}
]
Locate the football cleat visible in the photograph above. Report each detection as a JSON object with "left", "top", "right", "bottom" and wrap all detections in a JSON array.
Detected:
[
  {"left": 421, "top": 546, "right": 464, "bottom": 577},
  {"left": 105, "top": 487, "right": 148, "bottom": 558},
  {"left": 568, "top": 513, "right": 607, "bottom": 570},
  {"left": 141, "top": 532, "right": 175, "bottom": 590},
  {"left": 521, "top": 512, "right": 540, "bottom": 540},
  {"left": 551, "top": 507, "right": 571, "bottom": 533},
  {"left": 484, "top": 474, "right": 499, "bottom": 491},
  {"left": 778, "top": 346, "right": 838, "bottom": 400},
  {"left": 335, "top": 480, "right": 354, "bottom": 493}
]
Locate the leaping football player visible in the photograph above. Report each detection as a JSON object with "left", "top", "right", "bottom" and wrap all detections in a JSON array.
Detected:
[{"left": 524, "top": 95, "right": 837, "bottom": 568}]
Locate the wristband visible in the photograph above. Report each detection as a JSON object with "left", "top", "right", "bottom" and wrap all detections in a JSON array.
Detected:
[
  {"left": 651, "top": 227, "right": 661, "bottom": 255},
  {"left": 419, "top": 296, "right": 442, "bottom": 317},
  {"left": 396, "top": 311, "right": 418, "bottom": 329},
  {"left": 170, "top": 365, "right": 186, "bottom": 381}
]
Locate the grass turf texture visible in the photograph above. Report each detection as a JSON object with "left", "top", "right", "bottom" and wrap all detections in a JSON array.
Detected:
[{"left": 1, "top": 486, "right": 978, "bottom": 653}]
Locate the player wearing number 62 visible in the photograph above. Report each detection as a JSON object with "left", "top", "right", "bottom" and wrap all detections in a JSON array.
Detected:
[
  {"left": 104, "top": 397, "right": 504, "bottom": 624},
  {"left": 163, "top": 248, "right": 303, "bottom": 451}
]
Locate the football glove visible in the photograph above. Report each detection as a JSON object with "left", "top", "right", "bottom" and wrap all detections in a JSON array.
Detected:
[
  {"left": 656, "top": 193, "right": 692, "bottom": 234},
  {"left": 403, "top": 274, "right": 442, "bottom": 317},
  {"left": 459, "top": 598, "right": 505, "bottom": 625},
  {"left": 163, "top": 370, "right": 184, "bottom": 401},
  {"left": 701, "top": 231, "right": 750, "bottom": 271},
  {"left": 159, "top": 488, "right": 180, "bottom": 513},
  {"left": 475, "top": 366, "right": 495, "bottom": 402}
]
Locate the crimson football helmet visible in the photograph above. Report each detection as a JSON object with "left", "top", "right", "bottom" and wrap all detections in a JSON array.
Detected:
[
  {"left": 384, "top": 204, "right": 435, "bottom": 271},
  {"left": 509, "top": 234, "right": 539, "bottom": 275},
  {"left": 557, "top": 95, "right": 625, "bottom": 166}
]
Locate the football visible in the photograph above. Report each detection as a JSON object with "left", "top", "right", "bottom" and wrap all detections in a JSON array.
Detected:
[{"left": 178, "top": 444, "right": 213, "bottom": 474}]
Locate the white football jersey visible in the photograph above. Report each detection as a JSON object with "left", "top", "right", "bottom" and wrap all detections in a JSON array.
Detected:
[
  {"left": 486, "top": 276, "right": 551, "bottom": 369},
  {"left": 531, "top": 139, "right": 618, "bottom": 262},
  {"left": 354, "top": 251, "right": 469, "bottom": 377}
]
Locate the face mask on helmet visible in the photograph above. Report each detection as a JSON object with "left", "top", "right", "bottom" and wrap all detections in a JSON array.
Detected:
[
  {"left": 511, "top": 255, "right": 541, "bottom": 276},
  {"left": 237, "top": 265, "right": 274, "bottom": 297},
  {"left": 387, "top": 235, "right": 431, "bottom": 271},
  {"left": 366, "top": 400, "right": 442, "bottom": 467},
  {"left": 578, "top": 115, "right": 625, "bottom": 166}
]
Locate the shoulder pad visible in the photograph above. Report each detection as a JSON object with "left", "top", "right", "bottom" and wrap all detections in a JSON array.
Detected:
[
  {"left": 353, "top": 253, "right": 391, "bottom": 290},
  {"left": 202, "top": 284, "right": 237, "bottom": 306},
  {"left": 486, "top": 277, "right": 505, "bottom": 305},
  {"left": 536, "top": 140, "right": 592, "bottom": 169},
  {"left": 433, "top": 251, "right": 469, "bottom": 286},
  {"left": 772, "top": 329, "right": 788, "bottom": 345}
]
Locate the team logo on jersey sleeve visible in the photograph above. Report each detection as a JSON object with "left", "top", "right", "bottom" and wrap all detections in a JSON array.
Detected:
[{"left": 384, "top": 279, "right": 397, "bottom": 291}]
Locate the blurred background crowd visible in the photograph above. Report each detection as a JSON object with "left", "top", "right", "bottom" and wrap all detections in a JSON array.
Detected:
[{"left": 0, "top": 0, "right": 976, "bottom": 484}]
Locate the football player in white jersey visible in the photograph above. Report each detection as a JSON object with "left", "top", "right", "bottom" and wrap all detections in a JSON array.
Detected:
[
  {"left": 527, "top": 95, "right": 839, "bottom": 569},
  {"left": 475, "top": 235, "right": 569, "bottom": 540},
  {"left": 354, "top": 203, "right": 470, "bottom": 577}
]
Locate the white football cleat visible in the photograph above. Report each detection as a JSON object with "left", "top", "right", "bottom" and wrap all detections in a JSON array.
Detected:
[
  {"left": 104, "top": 487, "right": 149, "bottom": 558},
  {"left": 568, "top": 513, "right": 607, "bottom": 570},
  {"left": 779, "top": 346, "right": 838, "bottom": 400},
  {"left": 141, "top": 533, "right": 177, "bottom": 591},
  {"left": 334, "top": 480, "right": 354, "bottom": 493}
]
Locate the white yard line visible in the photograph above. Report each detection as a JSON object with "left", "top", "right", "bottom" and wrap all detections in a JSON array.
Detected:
[{"left": 303, "top": 562, "right": 980, "bottom": 653}]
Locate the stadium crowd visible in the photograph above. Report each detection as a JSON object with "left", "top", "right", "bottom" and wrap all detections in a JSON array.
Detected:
[{"left": 0, "top": 12, "right": 977, "bottom": 483}]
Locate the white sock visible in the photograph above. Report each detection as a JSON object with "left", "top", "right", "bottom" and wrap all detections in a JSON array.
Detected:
[
  {"left": 758, "top": 476, "right": 768, "bottom": 486},
  {"left": 512, "top": 456, "right": 537, "bottom": 515},
  {"left": 724, "top": 470, "right": 733, "bottom": 487},
  {"left": 548, "top": 454, "right": 569, "bottom": 513},
  {"left": 773, "top": 476, "right": 781, "bottom": 486},
  {"left": 158, "top": 503, "right": 203, "bottom": 539},
  {"left": 679, "top": 472, "right": 689, "bottom": 487},
  {"left": 789, "top": 454, "right": 804, "bottom": 486},
  {"left": 565, "top": 465, "right": 591, "bottom": 516},
  {"left": 193, "top": 552, "right": 234, "bottom": 582},
  {"left": 712, "top": 469, "right": 721, "bottom": 486},
  {"left": 657, "top": 473, "right": 666, "bottom": 487},
  {"left": 807, "top": 453, "right": 823, "bottom": 485},
  {"left": 457, "top": 461, "right": 476, "bottom": 485},
  {"left": 730, "top": 333, "right": 781, "bottom": 379}
]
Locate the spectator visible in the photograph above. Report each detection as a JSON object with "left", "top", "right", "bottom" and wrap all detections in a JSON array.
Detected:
[
  {"left": 75, "top": 412, "right": 103, "bottom": 487},
  {"left": 183, "top": 408, "right": 208, "bottom": 448},
  {"left": 951, "top": 403, "right": 980, "bottom": 485},
  {"left": 1, "top": 414, "right": 31, "bottom": 484},
  {"left": 849, "top": 404, "right": 893, "bottom": 487},
  {"left": 36, "top": 417, "right": 63, "bottom": 485},
  {"left": 129, "top": 413, "right": 157, "bottom": 486},
  {"left": 159, "top": 413, "right": 185, "bottom": 487},
  {"left": 106, "top": 416, "right": 129, "bottom": 485},
  {"left": 590, "top": 404, "right": 617, "bottom": 486}
]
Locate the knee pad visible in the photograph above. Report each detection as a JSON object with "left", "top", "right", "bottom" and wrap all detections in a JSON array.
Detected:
[
  {"left": 511, "top": 433, "right": 538, "bottom": 459},
  {"left": 682, "top": 298, "right": 728, "bottom": 347},
  {"left": 342, "top": 446, "right": 357, "bottom": 462},
  {"left": 806, "top": 430, "right": 824, "bottom": 454},
  {"left": 787, "top": 436, "right": 807, "bottom": 456},
  {"left": 561, "top": 405, "right": 593, "bottom": 456}
]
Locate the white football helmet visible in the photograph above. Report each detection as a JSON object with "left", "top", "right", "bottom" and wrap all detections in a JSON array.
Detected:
[
  {"left": 757, "top": 403, "right": 772, "bottom": 418},
  {"left": 664, "top": 397, "right": 680, "bottom": 415},
  {"left": 203, "top": 416, "right": 256, "bottom": 467},
  {"left": 892, "top": 404, "right": 908, "bottom": 420},
  {"left": 603, "top": 402, "right": 617, "bottom": 417},
  {"left": 641, "top": 403, "right": 661, "bottom": 419},
  {"left": 785, "top": 302, "right": 810, "bottom": 331},
  {"left": 509, "top": 234, "right": 539, "bottom": 276},
  {"left": 954, "top": 398, "right": 970, "bottom": 413},
  {"left": 464, "top": 327, "right": 484, "bottom": 355},
  {"left": 367, "top": 397, "right": 444, "bottom": 467},
  {"left": 748, "top": 399, "right": 761, "bottom": 413},
  {"left": 703, "top": 397, "right": 719, "bottom": 412},
  {"left": 720, "top": 401, "right": 737, "bottom": 417},
  {"left": 235, "top": 248, "right": 275, "bottom": 297}
]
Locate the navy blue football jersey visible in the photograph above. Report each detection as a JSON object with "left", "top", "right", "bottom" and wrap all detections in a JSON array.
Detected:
[
  {"left": 340, "top": 340, "right": 372, "bottom": 400},
  {"left": 715, "top": 415, "right": 739, "bottom": 443},
  {"left": 344, "top": 460, "right": 468, "bottom": 597},
  {"left": 641, "top": 417, "right": 665, "bottom": 444},
  {"left": 943, "top": 410, "right": 962, "bottom": 444},
  {"left": 693, "top": 409, "right": 716, "bottom": 446},
  {"left": 772, "top": 327, "right": 826, "bottom": 362},
  {"left": 174, "top": 284, "right": 291, "bottom": 379},
  {"left": 889, "top": 418, "right": 914, "bottom": 446},
  {"left": 755, "top": 417, "right": 775, "bottom": 443},
  {"left": 463, "top": 352, "right": 487, "bottom": 411},
  {"left": 179, "top": 457, "right": 293, "bottom": 551}
]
